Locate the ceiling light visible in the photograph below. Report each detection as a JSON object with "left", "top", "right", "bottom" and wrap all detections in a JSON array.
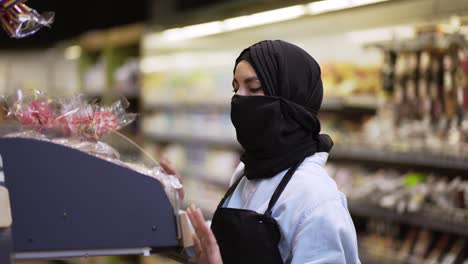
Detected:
[
  {"left": 350, "top": 0, "right": 388, "bottom": 6},
  {"left": 307, "top": 0, "right": 389, "bottom": 14},
  {"left": 143, "top": 0, "right": 392, "bottom": 48},
  {"left": 162, "top": 21, "right": 224, "bottom": 41},
  {"left": 224, "top": 5, "right": 306, "bottom": 31},
  {"left": 307, "top": 0, "right": 351, "bottom": 14}
]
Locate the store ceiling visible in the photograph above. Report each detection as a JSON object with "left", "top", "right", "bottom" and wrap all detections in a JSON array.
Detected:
[
  {"left": 144, "top": 0, "right": 468, "bottom": 54},
  {"left": 0, "top": 0, "right": 148, "bottom": 49},
  {"left": 0, "top": 0, "right": 315, "bottom": 49},
  {"left": 176, "top": 0, "right": 234, "bottom": 11}
]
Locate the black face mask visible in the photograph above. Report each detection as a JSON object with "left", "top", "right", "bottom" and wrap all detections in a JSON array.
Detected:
[
  {"left": 231, "top": 95, "right": 283, "bottom": 156},
  {"left": 231, "top": 95, "right": 331, "bottom": 180}
]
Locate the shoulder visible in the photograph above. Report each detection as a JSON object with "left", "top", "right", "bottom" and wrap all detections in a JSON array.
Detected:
[
  {"left": 229, "top": 153, "right": 342, "bottom": 210},
  {"left": 229, "top": 162, "right": 245, "bottom": 186},
  {"left": 272, "top": 153, "right": 354, "bottom": 258},
  {"left": 273, "top": 152, "right": 344, "bottom": 224},
  {"left": 280, "top": 153, "right": 341, "bottom": 207}
]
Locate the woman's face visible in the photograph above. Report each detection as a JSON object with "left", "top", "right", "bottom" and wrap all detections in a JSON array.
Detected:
[{"left": 232, "top": 60, "right": 265, "bottom": 96}]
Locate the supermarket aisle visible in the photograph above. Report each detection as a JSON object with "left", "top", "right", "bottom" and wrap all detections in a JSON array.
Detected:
[{"left": 1, "top": 0, "right": 468, "bottom": 263}]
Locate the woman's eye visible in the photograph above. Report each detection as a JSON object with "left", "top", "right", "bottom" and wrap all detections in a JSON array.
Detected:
[{"left": 249, "top": 87, "right": 262, "bottom": 93}]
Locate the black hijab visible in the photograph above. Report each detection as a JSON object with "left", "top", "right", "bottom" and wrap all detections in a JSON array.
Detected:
[{"left": 231, "top": 40, "right": 333, "bottom": 180}]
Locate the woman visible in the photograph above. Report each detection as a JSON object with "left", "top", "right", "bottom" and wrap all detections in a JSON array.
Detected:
[{"left": 162, "top": 40, "right": 360, "bottom": 264}]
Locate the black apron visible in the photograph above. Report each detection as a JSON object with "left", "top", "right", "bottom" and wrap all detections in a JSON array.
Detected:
[{"left": 211, "top": 159, "right": 304, "bottom": 264}]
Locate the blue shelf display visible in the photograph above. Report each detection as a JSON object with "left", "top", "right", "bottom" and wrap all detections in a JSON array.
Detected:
[{"left": 0, "top": 138, "right": 180, "bottom": 262}]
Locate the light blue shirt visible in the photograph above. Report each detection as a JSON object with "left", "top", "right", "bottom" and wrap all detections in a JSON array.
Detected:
[{"left": 222, "top": 152, "right": 361, "bottom": 264}]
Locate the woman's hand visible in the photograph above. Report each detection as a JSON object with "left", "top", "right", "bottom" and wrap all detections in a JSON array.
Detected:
[
  {"left": 187, "top": 206, "right": 223, "bottom": 264},
  {"left": 160, "top": 159, "right": 185, "bottom": 200}
]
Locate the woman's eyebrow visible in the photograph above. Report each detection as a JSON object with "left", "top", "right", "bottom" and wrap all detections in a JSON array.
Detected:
[{"left": 244, "top": 76, "right": 259, "bottom": 84}]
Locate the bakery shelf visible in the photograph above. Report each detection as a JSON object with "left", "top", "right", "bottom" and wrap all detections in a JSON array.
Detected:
[
  {"left": 348, "top": 202, "right": 468, "bottom": 237},
  {"left": 0, "top": 138, "right": 181, "bottom": 263},
  {"left": 331, "top": 145, "right": 468, "bottom": 174}
]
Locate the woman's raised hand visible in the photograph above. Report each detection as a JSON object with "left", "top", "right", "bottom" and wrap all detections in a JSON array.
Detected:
[
  {"left": 187, "top": 205, "right": 223, "bottom": 264},
  {"left": 160, "top": 159, "right": 185, "bottom": 200}
]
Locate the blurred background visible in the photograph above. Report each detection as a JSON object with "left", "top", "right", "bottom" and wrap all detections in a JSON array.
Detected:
[{"left": 2, "top": 0, "right": 468, "bottom": 263}]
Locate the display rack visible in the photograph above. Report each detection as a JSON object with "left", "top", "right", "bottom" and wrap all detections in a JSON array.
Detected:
[
  {"left": 331, "top": 145, "right": 468, "bottom": 175},
  {"left": 364, "top": 32, "right": 468, "bottom": 52},
  {"left": 144, "top": 132, "right": 468, "bottom": 175},
  {"left": 359, "top": 251, "right": 401, "bottom": 264},
  {"left": 0, "top": 138, "right": 182, "bottom": 264},
  {"left": 348, "top": 202, "right": 468, "bottom": 237},
  {"left": 144, "top": 96, "right": 379, "bottom": 114}
]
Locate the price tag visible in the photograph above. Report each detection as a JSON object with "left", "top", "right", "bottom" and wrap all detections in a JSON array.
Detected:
[
  {"left": 179, "top": 211, "right": 194, "bottom": 247},
  {"left": 0, "top": 186, "right": 12, "bottom": 228}
]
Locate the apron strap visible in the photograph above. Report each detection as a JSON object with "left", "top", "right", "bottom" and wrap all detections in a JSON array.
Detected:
[
  {"left": 265, "top": 158, "right": 305, "bottom": 216},
  {"left": 216, "top": 174, "right": 244, "bottom": 209},
  {"left": 217, "top": 157, "right": 305, "bottom": 212}
]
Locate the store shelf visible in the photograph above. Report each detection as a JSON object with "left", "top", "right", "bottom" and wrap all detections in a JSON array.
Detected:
[
  {"left": 145, "top": 132, "right": 241, "bottom": 149},
  {"left": 144, "top": 96, "right": 379, "bottom": 113},
  {"left": 365, "top": 32, "right": 468, "bottom": 52},
  {"left": 349, "top": 202, "right": 468, "bottom": 237},
  {"left": 359, "top": 251, "right": 402, "bottom": 264},
  {"left": 146, "top": 132, "right": 468, "bottom": 174},
  {"left": 145, "top": 102, "right": 231, "bottom": 113},
  {"left": 183, "top": 170, "right": 230, "bottom": 190},
  {"left": 79, "top": 23, "right": 144, "bottom": 50},
  {"left": 331, "top": 145, "right": 468, "bottom": 174},
  {"left": 322, "top": 96, "right": 379, "bottom": 112}
]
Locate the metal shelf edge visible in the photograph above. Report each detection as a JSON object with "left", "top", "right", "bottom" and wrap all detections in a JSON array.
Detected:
[
  {"left": 145, "top": 133, "right": 468, "bottom": 172},
  {"left": 349, "top": 202, "right": 468, "bottom": 236},
  {"left": 143, "top": 96, "right": 380, "bottom": 113},
  {"left": 331, "top": 145, "right": 468, "bottom": 172},
  {"left": 145, "top": 132, "right": 241, "bottom": 149}
]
